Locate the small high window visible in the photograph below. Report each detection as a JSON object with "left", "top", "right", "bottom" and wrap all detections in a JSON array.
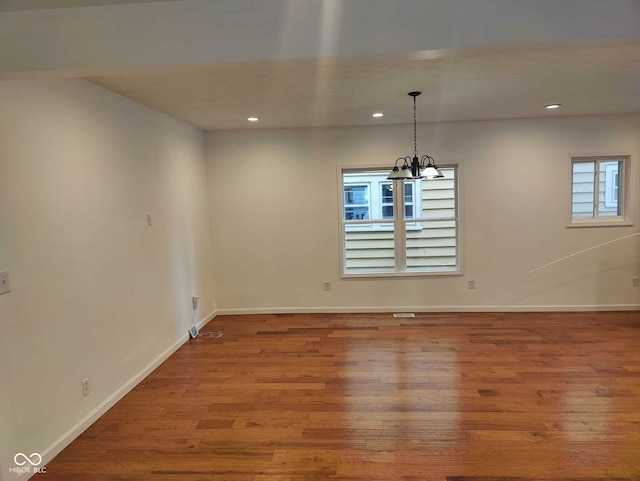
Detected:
[{"left": 571, "top": 156, "right": 628, "bottom": 225}]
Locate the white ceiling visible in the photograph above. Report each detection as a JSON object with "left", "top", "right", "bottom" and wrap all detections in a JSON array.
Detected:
[
  {"left": 2, "top": 0, "right": 639, "bottom": 131},
  {"left": 86, "top": 40, "right": 640, "bottom": 130},
  {"left": 0, "top": 0, "right": 187, "bottom": 12}
]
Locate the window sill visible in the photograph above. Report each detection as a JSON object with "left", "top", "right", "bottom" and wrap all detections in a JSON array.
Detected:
[
  {"left": 341, "top": 271, "right": 463, "bottom": 279},
  {"left": 567, "top": 219, "right": 633, "bottom": 228}
]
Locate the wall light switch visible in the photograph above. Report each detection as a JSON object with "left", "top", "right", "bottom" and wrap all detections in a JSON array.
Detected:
[{"left": 0, "top": 271, "right": 10, "bottom": 295}]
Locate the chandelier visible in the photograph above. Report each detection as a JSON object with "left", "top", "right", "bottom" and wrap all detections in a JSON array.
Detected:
[{"left": 387, "top": 91, "right": 443, "bottom": 180}]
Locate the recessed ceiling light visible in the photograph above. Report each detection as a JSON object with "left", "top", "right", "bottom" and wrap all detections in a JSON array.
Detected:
[
  {"left": 247, "top": 117, "right": 259, "bottom": 122},
  {"left": 372, "top": 112, "right": 384, "bottom": 118},
  {"left": 545, "top": 104, "right": 561, "bottom": 109}
]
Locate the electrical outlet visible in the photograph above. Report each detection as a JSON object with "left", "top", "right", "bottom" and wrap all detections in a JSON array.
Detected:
[
  {"left": 81, "top": 378, "right": 90, "bottom": 397},
  {"left": 468, "top": 279, "right": 476, "bottom": 289},
  {"left": 146, "top": 214, "right": 152, "bottom": 226},
  {"left": 633, "top": 277, "right": 639, "bottom": 288},
  {"left": 323, "top": 281, "right": 331, "bottom": 291},
  {"left": 192, "top": 295, "right": 199, "bottom": 310}
]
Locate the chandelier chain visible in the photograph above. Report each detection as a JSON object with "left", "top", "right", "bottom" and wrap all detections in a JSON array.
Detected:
[{"left": 413, "top": 94, "right": 417, "bottom": 157}]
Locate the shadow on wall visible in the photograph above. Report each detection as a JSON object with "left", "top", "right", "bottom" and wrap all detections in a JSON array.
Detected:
[{"left": 508, "top": 233, "right": 640, "bottom": 307}]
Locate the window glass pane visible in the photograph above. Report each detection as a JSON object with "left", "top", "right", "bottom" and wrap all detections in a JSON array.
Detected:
[
  {"left": 345, "top": 206, "right": 369, "bottom": 220},
  {"left": 405, "top": 220, "right": 458, "bottom": 272},
  {"left": 344, "top": 185, "right": 368, "bottom": 205},
  {"left": 344, "top": 223, "right": 395, "bottom": 274},
  {"left": 344, "top": 184, "right": 370, "bottom": 220},
  {"left": 600, "top": 161, "right": 621, "bottom": 216},
  {"left": 404, "top": 205, "right": 414, "bottom": 218},
  {"left": 381, "top": 183, "right": 393, "bottom": 218},
  {"left": 403, "top": 181, "right": 415, "bottom": 219},
  {"left": 344, "top": 171, "right": 389, "bottom": 221},
  {"left": 404, "top": 182, "right": 413, "bottom": 202},
  {"left": 381, "top": 184, "right": 393, "bottom": 202},
  {"left": 572, "top": 161, "right": 595, "bottom": 218}
]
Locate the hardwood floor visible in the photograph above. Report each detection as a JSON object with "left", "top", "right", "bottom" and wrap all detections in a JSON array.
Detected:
[{"left": 34, "top": 312, "right": 640, "bottom": 480}]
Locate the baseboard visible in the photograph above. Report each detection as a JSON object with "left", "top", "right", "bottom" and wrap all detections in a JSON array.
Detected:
[
  {"left": 197, "top": 308, "right": 217, "bottom": 329},
  {"left": 36, "top": 309, "right": 218, "bottom": 475},
  {"left": 215, "top": 304, "right": 640, "bottom": 315}
]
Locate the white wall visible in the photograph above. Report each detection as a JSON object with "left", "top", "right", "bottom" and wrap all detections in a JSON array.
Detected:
[
  {"left": 0, "top": 78, "right": 215, "bottom": 477},
  {"left": 206, "top": 115, "right": 640, "bottom": 312}
]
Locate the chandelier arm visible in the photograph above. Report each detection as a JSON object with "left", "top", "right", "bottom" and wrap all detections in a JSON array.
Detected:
[{"left": 394, "top": 156, "right": 410, "bottom": 167}]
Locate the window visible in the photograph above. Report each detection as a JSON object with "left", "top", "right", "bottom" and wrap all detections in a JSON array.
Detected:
[
  {"left": 571, "top": 156, "right": 627, "bottom": 225},
  {"left": 341, "top": 167, "right": 459, "bottom": 276},
  {"left": 344, "top": 184, "right": 369, "bottom": 220},
  {"left": 404, "top": 182, "right": 415, "bottom": 219},
  {"left": 381, "top": 183, "right": 394, "bottom": 219},
  {"left": 343, "top": 173, "right": 419, "bottom": 229},
  {"left": 380, "top": 181, "right": 417, "bottom": 220}
]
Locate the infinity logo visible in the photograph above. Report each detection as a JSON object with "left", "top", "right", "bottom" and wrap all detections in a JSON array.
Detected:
[{"left": 14, "top": 452, "right": 42, "bottom": 466}]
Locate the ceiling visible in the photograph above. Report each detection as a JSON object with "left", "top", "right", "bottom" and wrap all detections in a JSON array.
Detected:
[
  {"left": 86, "top": 40, "right": 640, "bottom": 131},
  {"left": 2, "top": 1, "right": 638, "bottom": 131},
  {"left": 0, "top": 0, "right": 188, "bottom": 12}
]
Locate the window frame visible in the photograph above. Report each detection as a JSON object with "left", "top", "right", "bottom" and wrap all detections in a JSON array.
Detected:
[
  {"left": 568, "top": 155, "right": 632, "bottom": 228},
  {"left": 338, "top": 164, "right": 462, "bottom": 278}
]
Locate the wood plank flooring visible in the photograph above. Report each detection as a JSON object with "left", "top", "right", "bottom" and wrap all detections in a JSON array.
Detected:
[{"left": 34, "top": 312, "right": 640, "bottom": 480}]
